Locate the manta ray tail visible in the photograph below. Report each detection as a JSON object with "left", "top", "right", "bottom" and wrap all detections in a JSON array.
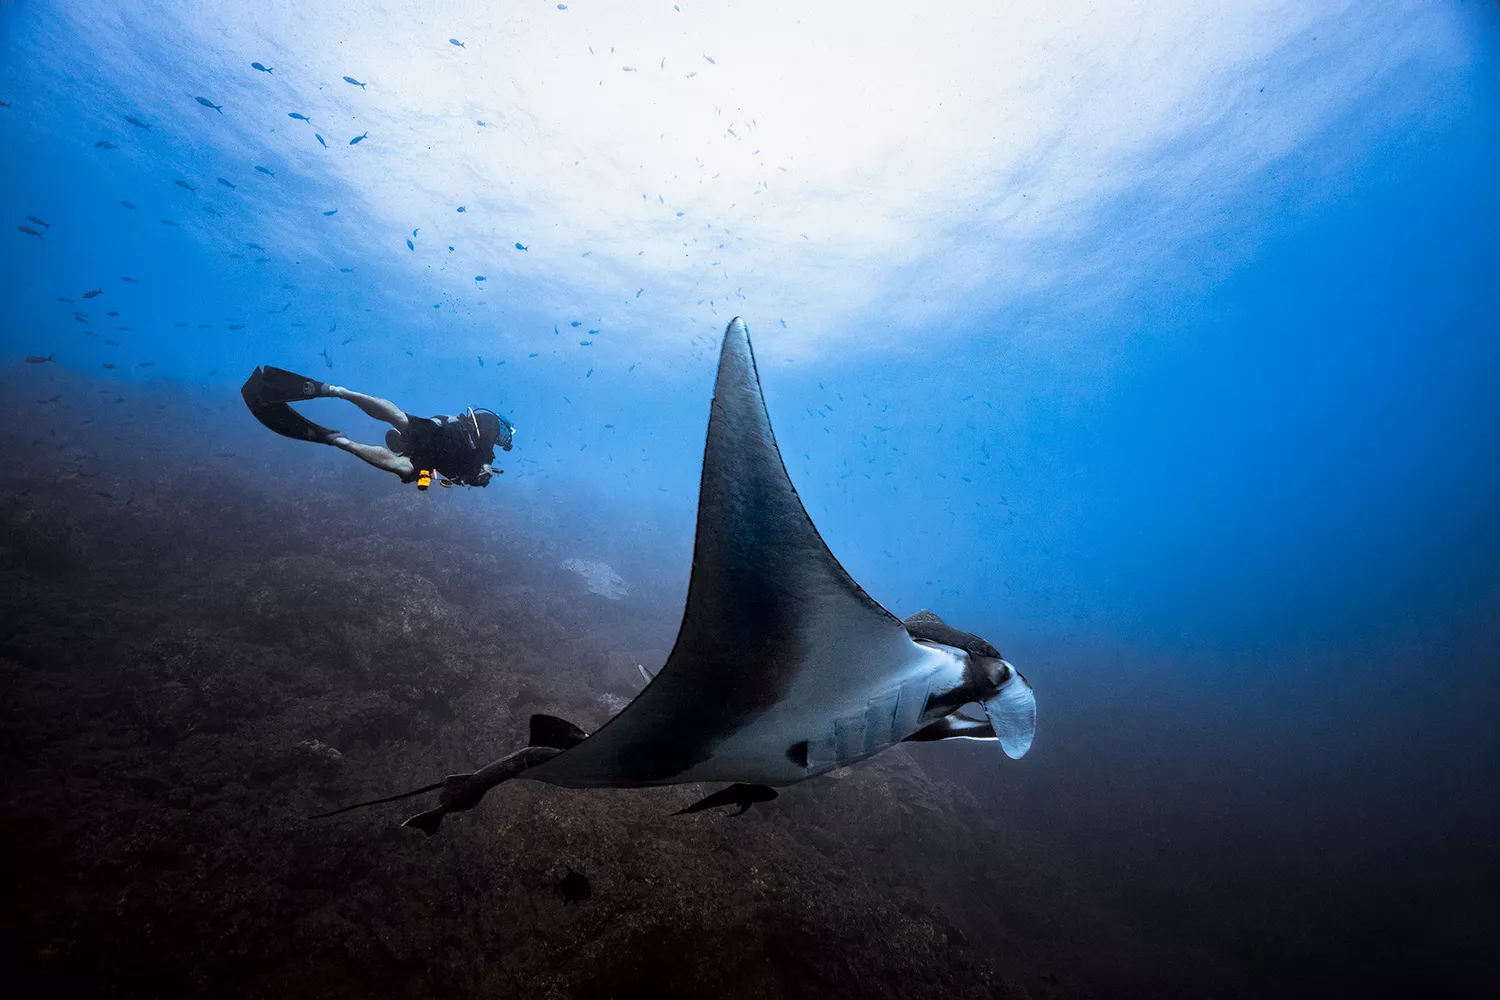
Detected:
[{"left": 307, "top": 780, "right": 445, "bottom": 819}]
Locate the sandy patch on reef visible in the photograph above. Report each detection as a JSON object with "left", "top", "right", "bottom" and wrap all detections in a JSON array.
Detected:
[{"left": 562, "top": 558, "right": 628, "bottom": 599}]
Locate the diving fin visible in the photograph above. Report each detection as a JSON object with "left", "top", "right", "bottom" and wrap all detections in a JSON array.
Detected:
[
  {"left": 254, "top": 365, "right": 325, "bottom": 403},
  {"left": 241, "top": 367, "right": 338, "bottom": 444}
]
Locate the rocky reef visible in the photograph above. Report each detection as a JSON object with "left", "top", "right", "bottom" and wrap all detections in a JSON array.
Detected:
[{"left": 0, "top": 401, "right": 1041, "bottom": 999}]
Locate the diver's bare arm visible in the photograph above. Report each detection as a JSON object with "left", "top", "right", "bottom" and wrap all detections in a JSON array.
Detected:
[
  {"left": 328, "top": 436, "right": 415, "bottom": 477},
  {"left": 323, "top": 386, "right": 410, "bottom": 433}
]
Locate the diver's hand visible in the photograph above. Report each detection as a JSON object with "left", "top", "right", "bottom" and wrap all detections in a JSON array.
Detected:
[{"left": 474, "top": 466, "right": 494, "bottom": 487}]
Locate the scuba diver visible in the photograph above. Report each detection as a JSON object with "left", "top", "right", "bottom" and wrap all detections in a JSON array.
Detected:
[{"left": 241, "top": 365, "right": 514, "bottom": 489}]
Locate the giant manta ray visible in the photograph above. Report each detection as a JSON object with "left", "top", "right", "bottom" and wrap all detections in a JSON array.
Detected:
[{"left": 318, "top": 317, "right": 1035, "bottom": 833}]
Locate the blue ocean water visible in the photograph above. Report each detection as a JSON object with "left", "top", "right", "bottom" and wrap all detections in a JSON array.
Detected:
[{"left": 2, "top": 2, "right": 1497, "bottom": 997}]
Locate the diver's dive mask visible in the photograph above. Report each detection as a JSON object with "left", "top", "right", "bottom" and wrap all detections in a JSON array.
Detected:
[{"left": 468, "top": 407, "right": 516, "bottom": 452}]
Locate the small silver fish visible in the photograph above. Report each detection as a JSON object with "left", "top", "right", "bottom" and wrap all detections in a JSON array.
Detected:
[{"left": 343, "top": 76, "right": 366, "bottom": 88}]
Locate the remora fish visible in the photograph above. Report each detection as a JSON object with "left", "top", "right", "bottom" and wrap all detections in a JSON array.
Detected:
[{"left": 314, "top": 318, "right": 1036, "bottom": 834}]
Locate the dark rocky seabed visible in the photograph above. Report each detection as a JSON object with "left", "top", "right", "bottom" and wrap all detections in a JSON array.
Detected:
[
  {"left": 0, "top": 393, "right": 1061, "bottom": 1000},
  {"left": 6, "top": 381, "right": 1488, "bottom": 999}
]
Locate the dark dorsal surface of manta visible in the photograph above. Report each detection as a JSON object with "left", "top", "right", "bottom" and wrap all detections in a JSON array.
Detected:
[{"left": 319, "top": 317, "right": 1035, "bottom": 834}]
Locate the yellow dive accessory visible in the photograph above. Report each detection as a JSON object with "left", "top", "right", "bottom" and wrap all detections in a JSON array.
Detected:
[{"left": 416, "top": 469, "right": 433, "bottom": 490}]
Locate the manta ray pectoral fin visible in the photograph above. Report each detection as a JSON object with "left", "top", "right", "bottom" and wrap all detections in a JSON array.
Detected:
[
  {"left": 673, "top": 783, "right": 778, "bottom": 816},
  {"left": 983, "top": 667, "right": 1036, "bottom": 759},
  {"left": 529, "top": 713, "right": 590, "bottom": 750},
  {"left": 524, "top": 317, "right": 921, "bottom": 790}
]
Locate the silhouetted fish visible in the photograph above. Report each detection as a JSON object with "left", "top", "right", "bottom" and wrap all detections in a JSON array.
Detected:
[
  {"left": 102, "top": 363, "right": 116, "bottom": 369},
  {"left": 82, "top": 289, "right": 102, "bottom": 298},
  {"left": 195, "top": 96, "right": 223, "bottom": 113},
  {"left": 478, "top": 356, "right": 484, "bottom": 367},
  {"left": 557, "top": 868, "right": 590, "bottom": 904},
  {"left": 228, "top": 324, "right": 245, "bottom": 330},
  {"left": 515, "top": 242, "right": 528, "bottom": 251},
  {"left": 118, "top": 201, "right": 135, "bottom": 209},
  {"left": 107, "top": 310, "right": 119, "bottom": 316},
  {"left": 456, "top": 205, "right": 466, "bottom": 213},
  {"left": 339, "top": 267, "right": 353, "bottom": 272},
  {"left": 315, "top": 133, "right": 327, "bottom": 148},
  {"left": 139, "top": 361, "right": 154, "bottom": 368},
  {"left": 704, "top": 54, "right": 716, "bottom": 64},
  {"left": 26, "top": 215, "right": 49, "bottom": 227},
  {"left": 406, "top": 239, "right": 414, "bottom": 250},
  {"left": 123, "top": 115, "right": 150, "bottom": 128},
  {"left": 160, "top": 219, "right": 179, "bottom": 226},
  {"left": 474, "top": 275, "right": 486, "bottom": 281},
  {"left": 323, "top": 208, "right": 337, "bottom": 216},
  {"left": 570, "top": 321, "right": 581, "bottom": 327},
  {"left": 251, "top": 62, "right": 273, "bottom": 73},
  {"left": 217, "top": 177, "right": 235, "bottom": 188},
  {"left": 17, "top": 225, "right": 42, "bottom": 237},
  {"left": 349, "top": 131, "right": 368, "bottom": 145},
  {"left": 95, "top": 139, "right": 117, "bottom": 148},
  {"left": 320, "top": 349, "right": 332, "bottom": 369},
  {"left": 255, "top": 166, "right": 274, "bottom": 176},
  {"left": 449, "top": 38, "right": 465, "bottom": 47},
  {"left": 580, "top": 340, "right": 592, "bottom": 346},
  {"left": 246, "top": 243, "right": 264, "bottom": 250},
  {"left": 288, "top": 112, "right": 311, "bottom": 123},
  {"left": 120, "top": 276, "right": 137, "bottom": 283},
  {"left": 24, "top": 355, "right": 53, "bottom": 364},
  {"left": 56, "top": 297, "right": 73, "bottom": 303},
  {"left": 175, "top": 180, "right": 196, "bottom": 193},
  {"left": 104, "top": 340, "right": 119, "bottom": 346},
  {"left": 343, "top": 76, "right": 366, "bottom": 88}
]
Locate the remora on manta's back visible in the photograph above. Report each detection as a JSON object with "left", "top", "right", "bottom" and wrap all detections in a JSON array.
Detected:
[{"left": 314, "top": 317, "right": 1036, "bottom": 833}]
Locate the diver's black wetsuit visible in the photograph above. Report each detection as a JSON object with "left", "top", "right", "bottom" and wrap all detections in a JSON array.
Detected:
[{"left": 399, "top": 413, "right": 496, "bottom": 486}]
